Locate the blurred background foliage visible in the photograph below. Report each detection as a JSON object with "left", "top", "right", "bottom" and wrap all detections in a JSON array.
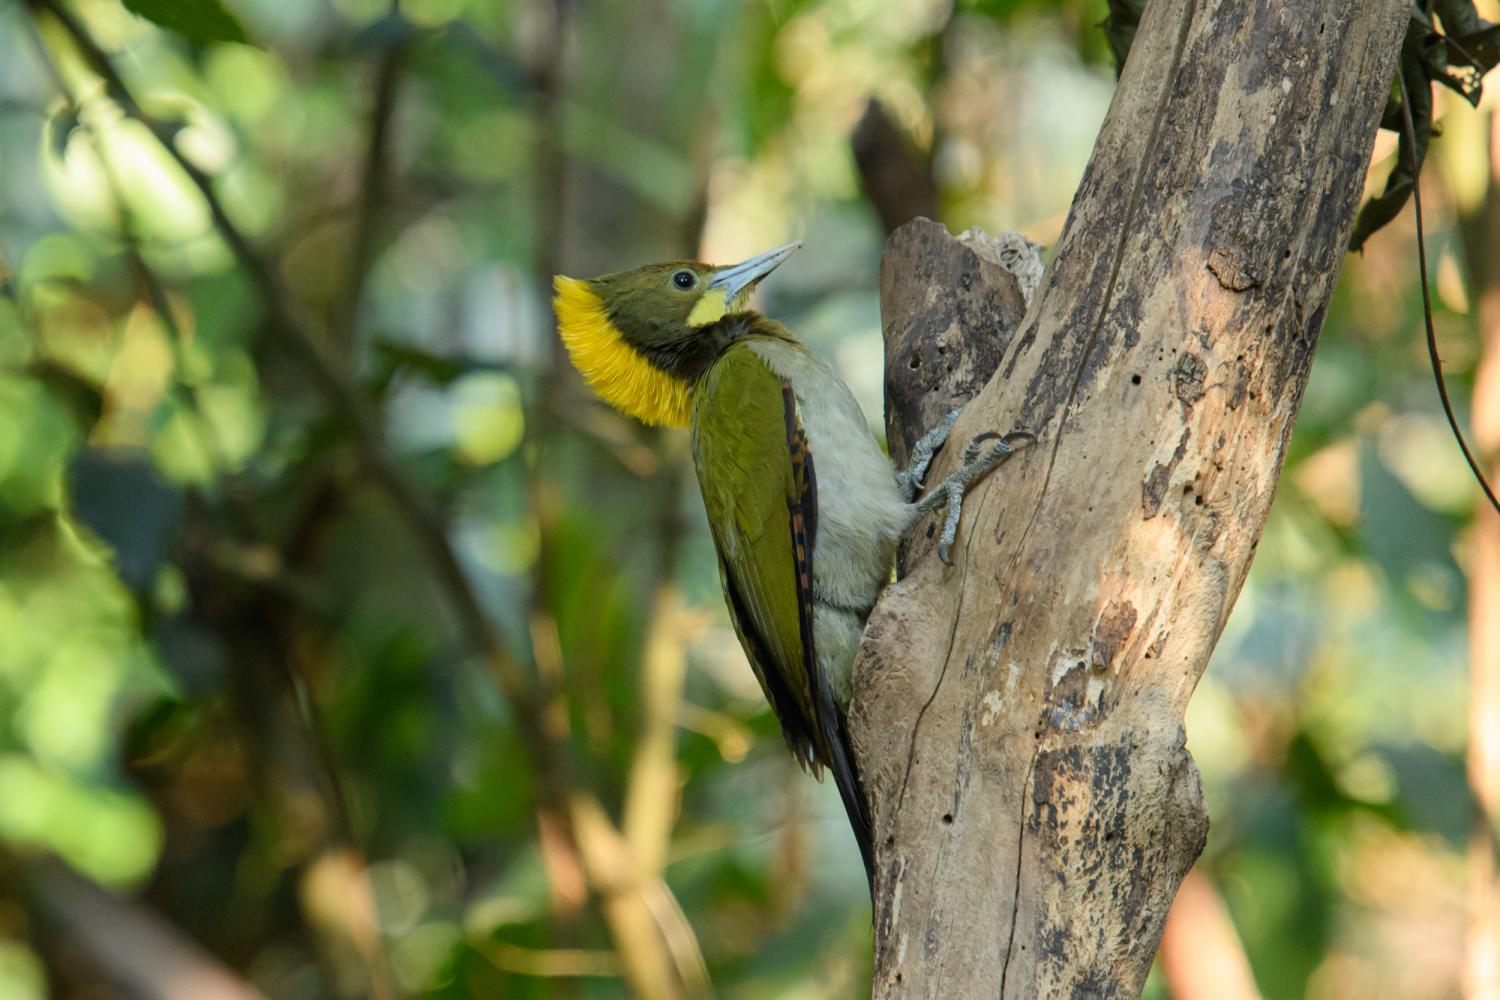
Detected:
[{"left": 0, "top": 0, "right": 1495, "bottom": 997}]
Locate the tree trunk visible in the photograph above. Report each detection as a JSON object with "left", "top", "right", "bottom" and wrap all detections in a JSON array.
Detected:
[{"left": 850, "top": 2, "right": 1410, "bottom": 996}]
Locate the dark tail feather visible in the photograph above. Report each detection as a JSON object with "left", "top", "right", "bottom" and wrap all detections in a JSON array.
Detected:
[{"left": 829, "top": 713, "right": 874, "bottom": 895}]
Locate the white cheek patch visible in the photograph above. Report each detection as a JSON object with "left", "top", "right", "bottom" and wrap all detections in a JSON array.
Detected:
[{"left": 687, "top": 289, "right": 727, "bottom": 327}]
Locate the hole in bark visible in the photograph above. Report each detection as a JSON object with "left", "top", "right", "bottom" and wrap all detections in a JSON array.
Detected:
[
  {"left": 1131, "top": 374, "right": 1141, "bottom": 385},
  {"left": 1195, "top": 494, "right": 1204, "bottom": 506},
  {"left": 942, "top": 813, "right": 953, "bottom": 825},
  {"left": 908, "top": 354, "right": 921, "bottom": 370},
  {"left": 1284, "top": 248, "right": 1292, "bottom": 259}
]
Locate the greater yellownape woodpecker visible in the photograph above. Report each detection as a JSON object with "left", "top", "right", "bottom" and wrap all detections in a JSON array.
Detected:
[{"left": 554, "top": 243, "right": 1028, "bottom": 884}]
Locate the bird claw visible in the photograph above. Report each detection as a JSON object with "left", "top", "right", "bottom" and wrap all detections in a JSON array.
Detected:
[
  {"left": 915, "top": 427, "right": 1037, "bottom": 564},
  {"left": 897, "top": 408, "right": 961, "bottom": 502}
]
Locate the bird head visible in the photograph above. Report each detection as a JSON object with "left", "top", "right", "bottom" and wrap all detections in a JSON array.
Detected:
[{"left": 554, "top": 242, "right": 800, "bottom": 427}]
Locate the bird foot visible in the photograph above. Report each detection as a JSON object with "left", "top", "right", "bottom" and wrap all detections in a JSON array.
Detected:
[
  {"left": 896, "top": 408, "right": 961, "bottom": 502},
  {"left": 912, "top": 428, "right": 1036, "bottom": 563}
]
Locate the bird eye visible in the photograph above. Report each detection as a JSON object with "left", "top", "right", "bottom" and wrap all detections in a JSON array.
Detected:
[{"left": 672, "top": 270, "right": 696, "bottom": 290}]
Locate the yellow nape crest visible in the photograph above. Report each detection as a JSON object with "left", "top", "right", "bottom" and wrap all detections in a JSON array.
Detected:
[{"left": 553, "top": 276, "right": 692, "bottom": 427}]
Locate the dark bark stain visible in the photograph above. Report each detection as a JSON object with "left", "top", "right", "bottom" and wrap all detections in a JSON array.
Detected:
[
  {"left": 1026, "top": 733, "right": 1203, "bottom": 995},
  {"left": 1172, "top": 352, "right": 1207, "bottom": 407},
  {"left": 956, "top": 710, "right": 975, "bottom": 802},
  {"left": 1040, "top": 922, "right": 1073, "bottom": 964},
  {"left": 1206, "top": 247, "right": 1263, "bottom": 291},
  {"left": 1142, "top": 464, "right": 1172, "bottom": 520},
  {"left": 1046, "top": 658, "right": 1102, "bottom": 733},
  {"left": 993, "top": 620, "right": 1014, "bottom": 653},
  {"left": 1141, "top": 427, "right": 1191, "bottom": 519},
  {"left": 1145, "top": 631, "right": 1168, "bottom": 661},
  {"left": 1089, "top": 600, "right": 1139, "bottom": 672},
  {"left": 1028, "top": 742, "right": 1132, "bottom": 852},
  {"left": 1220, "top": 357, "right": 1251, "bottom": 410},
  {"left": 873, "top": 853, "right": 908, "bottom": 951}
]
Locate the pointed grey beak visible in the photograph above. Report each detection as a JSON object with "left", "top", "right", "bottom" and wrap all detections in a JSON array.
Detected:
[{"left": 708, "top": 242, "right": 801, "bottom": 302}]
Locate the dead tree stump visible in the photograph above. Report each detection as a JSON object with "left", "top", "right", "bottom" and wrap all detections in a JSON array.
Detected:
[{"left": 850, "top": 2, "right": 1410, "bottom": 996}]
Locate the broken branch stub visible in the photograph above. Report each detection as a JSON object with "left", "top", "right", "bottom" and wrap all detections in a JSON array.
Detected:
[
  {"left": 881, "top": 219, "right": 1035, "bottom": 574},
  {"left": 854, "top": 1, "right": 1409, "bottom": 997}
]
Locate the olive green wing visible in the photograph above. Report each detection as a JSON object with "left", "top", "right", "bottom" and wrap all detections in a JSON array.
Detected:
[{"left": 691, "top": 344, "right": 827, "bottom": 772}]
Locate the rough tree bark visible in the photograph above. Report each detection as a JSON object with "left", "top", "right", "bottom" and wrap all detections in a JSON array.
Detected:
[{"left": 848, "top": 2, "right": 1410, "bottom": 996}]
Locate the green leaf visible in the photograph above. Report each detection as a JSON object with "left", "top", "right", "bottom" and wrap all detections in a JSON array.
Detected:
[
  {"left": 120, "top": 0, "right": 248, "bottom": 45},
  {"left": 1348, "top": 24, "right": 1432, "bottom": 252}
]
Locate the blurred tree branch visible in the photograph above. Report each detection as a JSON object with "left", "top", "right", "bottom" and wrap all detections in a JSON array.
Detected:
[
  {"left": 475, "top": 939, "right": 622, "bottom": 979},
  {"left": 330, "top": 6, "right": 412, "bottom": 364},
  {"left": 22, "top": 858, "right": 270, "bottom": 1000},
  {"left": 852, "top": 99, "right": 938, "bottom": 237},
  {"left": 531, "top": 0, "right": 568, "bottom": 376}
]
